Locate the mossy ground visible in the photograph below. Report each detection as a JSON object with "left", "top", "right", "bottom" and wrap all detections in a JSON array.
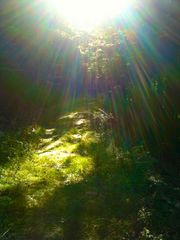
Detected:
[{"left": 0, "top": 110, "right": 179, "bottom": 239}]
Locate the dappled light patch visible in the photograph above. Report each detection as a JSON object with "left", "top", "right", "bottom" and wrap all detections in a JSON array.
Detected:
[
  {"left": 59, "top": 112, "right": 79, "bottom": 120},
  {"left": 40, "top": 137, "right": 53, "bottom": 146},
  {"left": 45, "top": 128, "right": 55, "bottom": 135},
  {"left": 62, "top": 155, "right": 94, "bottom": 184},
  {"left": 39, "top": 138, "right": 63, "bottom": 152},
  {"left": 39, "top": 149, "right": 76, "bottom": 159},
  {"left": 75, "top": 118, "right": 89, "bottom": 127},
  {"left": 0, "top": 110, "right": 178, "bottom": 239},
  {"left": 0, "top": 111, "right": 96, "bottom": 214}
]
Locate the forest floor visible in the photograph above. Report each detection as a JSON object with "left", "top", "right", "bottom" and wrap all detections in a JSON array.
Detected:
[{"left": 0, "top": 109, "right": 179, "bottom": 240}]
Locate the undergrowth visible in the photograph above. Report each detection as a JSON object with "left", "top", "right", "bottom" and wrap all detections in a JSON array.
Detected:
[{"left": 0, "top": 110, "right": 179, "bottom": 239}]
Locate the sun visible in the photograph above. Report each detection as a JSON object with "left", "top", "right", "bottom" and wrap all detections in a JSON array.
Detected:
[{"left": 45, "top": 0, "right": 136, "bottom": 31}]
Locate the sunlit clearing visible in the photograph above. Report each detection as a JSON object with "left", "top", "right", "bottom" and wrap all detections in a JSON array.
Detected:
[{"left": 45, "top": 0, "right": 136, "bottom": 31}]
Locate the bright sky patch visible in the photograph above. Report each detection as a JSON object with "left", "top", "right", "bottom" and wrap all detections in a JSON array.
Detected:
[{"left": 45, "top": 0, "right": 136, "bottom": 30}]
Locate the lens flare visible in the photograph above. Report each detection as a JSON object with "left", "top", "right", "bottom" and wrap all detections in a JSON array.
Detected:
[{"left": 45, "top": 0, "right": 136, "bottom": 30}]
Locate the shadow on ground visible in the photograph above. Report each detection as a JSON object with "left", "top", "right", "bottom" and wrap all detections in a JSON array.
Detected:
[{"left": 0, "top": 110, "right": 179, "bottom": 240}]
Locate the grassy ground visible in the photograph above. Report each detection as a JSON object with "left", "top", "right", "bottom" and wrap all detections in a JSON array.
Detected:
[{"left": 0, "top": 110, "right": 179, "bottom": 239}]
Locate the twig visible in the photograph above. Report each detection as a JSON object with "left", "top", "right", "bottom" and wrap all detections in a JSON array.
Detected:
[{"left": 0, "top": 228, "right": 10, "bottom": 239}]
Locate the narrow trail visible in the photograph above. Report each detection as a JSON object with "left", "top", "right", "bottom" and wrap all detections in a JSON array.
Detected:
[{"left": 0, "top": 110, "right": 154, "bottom": 239}]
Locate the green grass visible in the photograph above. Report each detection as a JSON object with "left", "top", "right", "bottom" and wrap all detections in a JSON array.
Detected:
[{"left": 0, "top": 110, "right": 179, "bottom": 239}]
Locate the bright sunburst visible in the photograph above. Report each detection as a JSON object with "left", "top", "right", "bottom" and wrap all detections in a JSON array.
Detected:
[{"left": 45, "top": 0, "right": 136, "bottom": 30}]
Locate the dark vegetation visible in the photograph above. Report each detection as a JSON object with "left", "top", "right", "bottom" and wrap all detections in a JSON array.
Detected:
[{"left": 0, "top": 0, "right": 179, "bottom": 239}]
